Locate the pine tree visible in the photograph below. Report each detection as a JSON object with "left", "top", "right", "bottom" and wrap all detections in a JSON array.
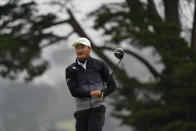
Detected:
[{"left": 90, "top": 0, "right": 196, "bottom": 130}]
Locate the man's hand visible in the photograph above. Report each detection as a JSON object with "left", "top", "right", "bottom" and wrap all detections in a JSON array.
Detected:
[{"left": 90, "top": 90, "right": 103, "bottom": 99}]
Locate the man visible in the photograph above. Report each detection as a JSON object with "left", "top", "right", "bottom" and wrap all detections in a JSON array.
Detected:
[{"left": 65, "top": 37, "right": 116, "bottom": 131}]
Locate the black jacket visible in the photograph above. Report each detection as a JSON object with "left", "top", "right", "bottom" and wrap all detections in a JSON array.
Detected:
[{"left": 65, "top": 57, "right": 116, "bottom": 98}]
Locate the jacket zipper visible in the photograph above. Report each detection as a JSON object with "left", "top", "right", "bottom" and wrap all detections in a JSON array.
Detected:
[
  {"left": 78, "top": 61, "right": 92, "bottom": 109},
  {"left": 88, "top": 81, "right": 92, "bottom": 109},
  {"left": 85, "top": 68, "right": 92, "bottom": 109}
]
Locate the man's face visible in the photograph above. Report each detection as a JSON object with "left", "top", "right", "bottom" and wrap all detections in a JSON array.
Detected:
[{"left": 75, "top": 44, "right": 91, "bottom": 61}]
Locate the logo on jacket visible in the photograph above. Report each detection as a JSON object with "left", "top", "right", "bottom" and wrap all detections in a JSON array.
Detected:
[
  {"left": 72, "top": 66, "right": 76, "bottom": 70},
  {"left": 66, "top": 78, "right": 70, "bottom": 83}
]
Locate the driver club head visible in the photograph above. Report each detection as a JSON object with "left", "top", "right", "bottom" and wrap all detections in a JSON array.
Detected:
[{"left": 114, "top": 48, "right": 124, "bottom": 59}]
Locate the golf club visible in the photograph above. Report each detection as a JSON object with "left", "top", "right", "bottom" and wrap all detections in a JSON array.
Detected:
[{"left": 100, "top": 48, "right": 124, "bottom": 93}]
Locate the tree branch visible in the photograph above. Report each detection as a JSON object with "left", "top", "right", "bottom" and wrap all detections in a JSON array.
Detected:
[
  {"left": 41, "top": 31, "right": 74, "bottom": 48},
  {"left": 147, "top": 0, "right": 159, "bottom": 16},
  {"left": 147, "top": 0, "right": 163, "bottom": 34},
  {"left": 41, "top": 19, "right": 70, "bottom": 30},
  {"left": 97, "top": 46, "right": 162, "bottom": 79},
  {"left": 126, "top": 0, "right": 145, "bottom": 14}
]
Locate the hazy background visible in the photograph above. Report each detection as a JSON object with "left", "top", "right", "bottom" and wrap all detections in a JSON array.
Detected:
[{"left": 1, "top": 0, "right": 194, "bottom": 131}]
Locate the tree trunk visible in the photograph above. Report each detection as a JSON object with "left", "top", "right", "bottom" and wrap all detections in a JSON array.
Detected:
[
  {"left": 126, "top": 0, "right": 144, "bottom": 13},
  {"left": 163, "top": 0, "right": 180, "bottom": 24},
  {"left": 163, "top": 0, "right": 180, "bottom": 36},
  {"left": 191, "top": 0, "right": 196, "bottom": 51}
]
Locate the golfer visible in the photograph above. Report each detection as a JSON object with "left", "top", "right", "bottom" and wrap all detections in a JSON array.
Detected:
[{"left": 65, "top": 37, "right": 117, "bottom": 131}]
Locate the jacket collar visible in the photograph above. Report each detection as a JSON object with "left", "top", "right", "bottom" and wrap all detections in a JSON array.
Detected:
[{"left": 75, "top": 56, "right": 92, "bottom": 66}]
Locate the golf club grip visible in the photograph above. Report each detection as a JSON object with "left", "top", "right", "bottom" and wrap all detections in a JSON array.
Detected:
[{"left": 100, "top": 88, "right": 105, "bottom": 93}]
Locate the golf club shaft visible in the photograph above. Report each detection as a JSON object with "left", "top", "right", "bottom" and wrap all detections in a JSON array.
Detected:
[{"left": 101, "top": 59, "right": 122, "bottom": 93}]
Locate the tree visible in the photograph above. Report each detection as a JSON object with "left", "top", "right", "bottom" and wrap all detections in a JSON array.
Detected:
[
  {"left": 0, "top": 0, "right": 127, "bottom": 81},
  {"left": 89, "top": 0, "right": 196, "bottom": 130},
  {"left": 0, "top": 1, "right": 70, "bottom": 81},
  {"left": 1, "top": 0, "right": 196, "bottom": 130}
]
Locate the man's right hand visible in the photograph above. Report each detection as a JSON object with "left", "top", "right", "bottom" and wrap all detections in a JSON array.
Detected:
[{"left": 90, "top": 90, "right": 103, "bottom": 98}]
